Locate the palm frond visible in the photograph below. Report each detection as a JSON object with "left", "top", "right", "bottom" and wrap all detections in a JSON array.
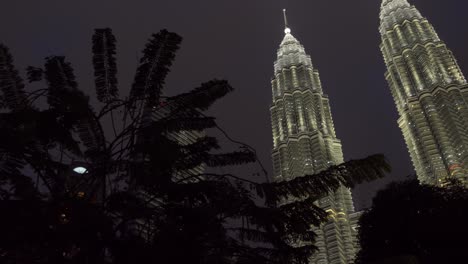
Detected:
[
  {"left": 168, "top": 180, "right": 227, "bottom": 204},
  {"left": 205, "top": 150, "right": 256, "bottom": 167},
  {"left": 0, "top": 112, "right": 30, "bottom": 179},
  {"left": 92, "top": 28, "right": 118, "bottom": 103},
  {"left": 168, "top": 80, "right": 234, "bottom": 111},
  {"left": 44, "top": 56, "right": 106, "bottom": 159},
  {"left": 130, "top": 29, "right": 182, "bottom": 107},
  {"left": 171, "top": 136, "right": 221, "bottom": 171},
  {"left": 0, "top": 123, "right": 38, "bottom": 199},
  {"left": 0, "top": 152, "right": 26, "bottom": 179},
  {"left": 106, "top": 191, "right": 156, "bottom": 218},
  {"left": 76, "top": 112, "right": 106, "bottom": 158},
  {"left": 279, "top": 197, "right": 328, "bottom": 229},
  {"left": 0, "top": 110, "right": 68, "bottom": 193},
  {"left": 261, "top": 154, "right": 390, "bottom": 205},
  {"left": 44, "top": 56, "right": 78, "bottom": 109},
  {"left": 3, "top": 109, "right": 82, "bottom": 156},
  {"left": 0, "top": 44, "right": 26, "bottom": 111},
  {"left": 26, "top": 66, "right": 43, "bottom": 82},
  {"left": 7, "top": 173, "right": 39, "bottom": 199},
  {"left": 35, "top": 110, "right": 82, "bottom": 156},
  {"left": 183, "top": 136, "right": 220, "bottom": 153},
  {"left": 229, "top": 227, "right": 273, "bottom": 244},
  {"left": 283, "top": 244, "right": 315, "bottom": 264},
  {"left": 160, "top": 116, "right": 217, "bottom": 132}
]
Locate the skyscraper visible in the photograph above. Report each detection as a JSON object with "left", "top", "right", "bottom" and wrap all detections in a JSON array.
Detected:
[
  {"left": 380, "top": 0, "right": 468, "bottom": 185},
  {"left": 270, "top": 10, "right": 360, "bottom": 264}
]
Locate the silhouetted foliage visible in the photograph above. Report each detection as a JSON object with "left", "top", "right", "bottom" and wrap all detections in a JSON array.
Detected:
[
  {"left": 0, "top": 28, "right": 390, "bottom": 264},
  {"left": 0, "top": 44, "right": 26, "bottom": 110},
  {"left": 356, "top": 179, "right": 468, "bottom": 264},
  {"left": 26, "top": 66, "right": 43, "bottom": 82},
  {"left": 130, "top": 29, "right": 181, "bottom": 107},
  {"left": 92, "top": 28, "right": 118, "bottom": 103}
]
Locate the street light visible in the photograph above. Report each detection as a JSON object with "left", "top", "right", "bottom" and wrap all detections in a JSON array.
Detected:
[{"left": 73, "top": 166, "right": 88, "bottom": 174}]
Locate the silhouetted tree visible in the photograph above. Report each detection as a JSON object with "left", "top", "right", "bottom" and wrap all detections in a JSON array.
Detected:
[
  {"left": 356, "top": 179, "right": 468, "bottom": 264},
  {"left": 0, "top": 28, "right": 390, "bottom": 264}
]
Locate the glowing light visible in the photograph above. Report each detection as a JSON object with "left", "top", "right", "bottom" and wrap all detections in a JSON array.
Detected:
[
  {"left": 282, "top": 9, "right": 291, "bottom": 34},
  {"left": 73, "top": 167, "right": 88, "bottom": 174}
]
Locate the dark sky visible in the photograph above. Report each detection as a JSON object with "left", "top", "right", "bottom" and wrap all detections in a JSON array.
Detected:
[{"left": 2, "top": 0, "right": 468, "bottom": 209}]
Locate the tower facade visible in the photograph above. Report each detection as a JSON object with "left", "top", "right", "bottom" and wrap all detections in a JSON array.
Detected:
[
  {"left": 380, "top": 0, "right": 468, "bottom": 185},
  {"left": 270, "top": 18, "right": 359, "bottom": 264}
]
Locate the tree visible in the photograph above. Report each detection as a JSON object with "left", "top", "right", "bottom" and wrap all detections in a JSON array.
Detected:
[
  {"left": 356, "top": 179, "right": 468, "bottom": 264},
  {"left": 0, "top": 28, "right": 390, "bottom": 264}
]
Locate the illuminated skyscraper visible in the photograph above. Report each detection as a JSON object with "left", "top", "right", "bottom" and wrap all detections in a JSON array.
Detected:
[
  {"left": 269, "top": 10, "right": 359, "bottom": 264},
  {"left": 380, "top": 0, "right": 468, "bottom": 185}
]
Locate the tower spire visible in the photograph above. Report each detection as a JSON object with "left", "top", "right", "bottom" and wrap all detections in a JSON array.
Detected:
[
  {"left": 283, "top": 9, "right": 291, "bottom": 34},
  {"left": 270, "top": 12, "right": 361, "bottom": 263}
]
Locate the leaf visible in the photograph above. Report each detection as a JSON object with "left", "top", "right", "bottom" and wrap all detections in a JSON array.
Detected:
[
  {"left": 35, "top": 110, "right": 82, "bottom": 156},
  {"left": 44, "top": 56, "right": 78, "bottom": 110},
  {"left": 107, "top": 191, "right": 156, "bottom": 218},
  {"left": 0, "top": 110, "right": 67, "bottom": 193},
  {"left": 168, "top": 80, "right": 234, "bottom": 111},
  {"left": 163, "top": 116, "right": 217, "bottom": 132},
  {"left": 75, "top": 110, "right": 107, "bottom": 159},
  {"left": 261, "top": 154, "right": 391, "bottom": 205},
  {"left": 183, "top": 136, "right": 220, "bottom": 153},
  {"left": 205, "top": 150, "right": 257, "bottom": 167},
  {"left": 92, "top": 28, "right": 118, "bottom": 103},
  {"left": 7, "top": 173, "right": 40, "bottom": 200},
  {"left": 278, "top": 197, "right": 328, "bottom": 228},
  {"left": 0, "top": 152, "right": 26, "bottom": 179},
  {"left": 26, "top": 66, "right": 44, "bottom": 82},
  {"left": 44, "top": 56, "right": 106, "bottom": 160},
  {"left": 130, "top": 29, "right": 182, "bottom": 107},
  {"left": 0, "top": 44, "right": 26, "bottom": 111},
  {"left": 229, "top": 227, "right": 272, "bottom": 244}
]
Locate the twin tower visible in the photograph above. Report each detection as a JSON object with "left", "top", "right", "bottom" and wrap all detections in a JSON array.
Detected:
[{"left": 270, "top": 0, "right": 468, "bottom": 263}]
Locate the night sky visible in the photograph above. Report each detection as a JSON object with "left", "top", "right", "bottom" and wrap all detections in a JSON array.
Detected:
[{"left": 2, "top": 0, "right": 468, "bottom": 209}]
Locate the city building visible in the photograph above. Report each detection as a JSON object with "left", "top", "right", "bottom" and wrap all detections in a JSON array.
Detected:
[
  {"left": 269, "top": 10, "right": 360, "bottom": 264},
  {"left": 380, "top": 0, "right": 468, "bottom": 185}
]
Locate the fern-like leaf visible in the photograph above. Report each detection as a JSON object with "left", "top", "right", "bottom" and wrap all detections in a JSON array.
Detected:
[
  {"left": 0, "top": 44, "right": 26, "bottom": 111},
  {"left": 163, "top": 117, "right": 217, "bottom": 132},
  {"left": 130, "top": 30, "right": 182, "bottom": 107},
  {"left": 261, "top": 154, "right": 391, "bottom": 205},
  {"left": 183, "top": 136, "right": 220, "bottom": 153},
  {"left": 205, "top": 150, "right": 256, "bottom": 167},
  {"left": 26, "top": 66, "right": 43, "bottom": 82},
  {"left": 168, "top": 80, "right": 234, "bottom": 111},
  {"left": 0, "top": 152, "right": 26, "bottom": 180},
  {"left": 44, "top": 56, "right": 78, "bottom": 110},
  {"left": 44, "top": 56, "right": 106, "bottom": 160},
  {"left": 76, "top": 113, "right": 107, "bottom": 159},
  {"left": 278, "top": 197, "right": 328, "bottom": 229},
  {"left": 92, "top": 28, "right": 118, "bottom": 103}
]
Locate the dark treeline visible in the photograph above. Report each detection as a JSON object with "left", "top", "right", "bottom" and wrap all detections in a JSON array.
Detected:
[{"left": 356, "top": 179, "right": 468, "bottom": 264}]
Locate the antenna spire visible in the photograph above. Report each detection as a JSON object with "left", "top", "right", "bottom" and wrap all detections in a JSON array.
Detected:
[{"left": 283, "top": 9, "right": 291, "bottom": 34}]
